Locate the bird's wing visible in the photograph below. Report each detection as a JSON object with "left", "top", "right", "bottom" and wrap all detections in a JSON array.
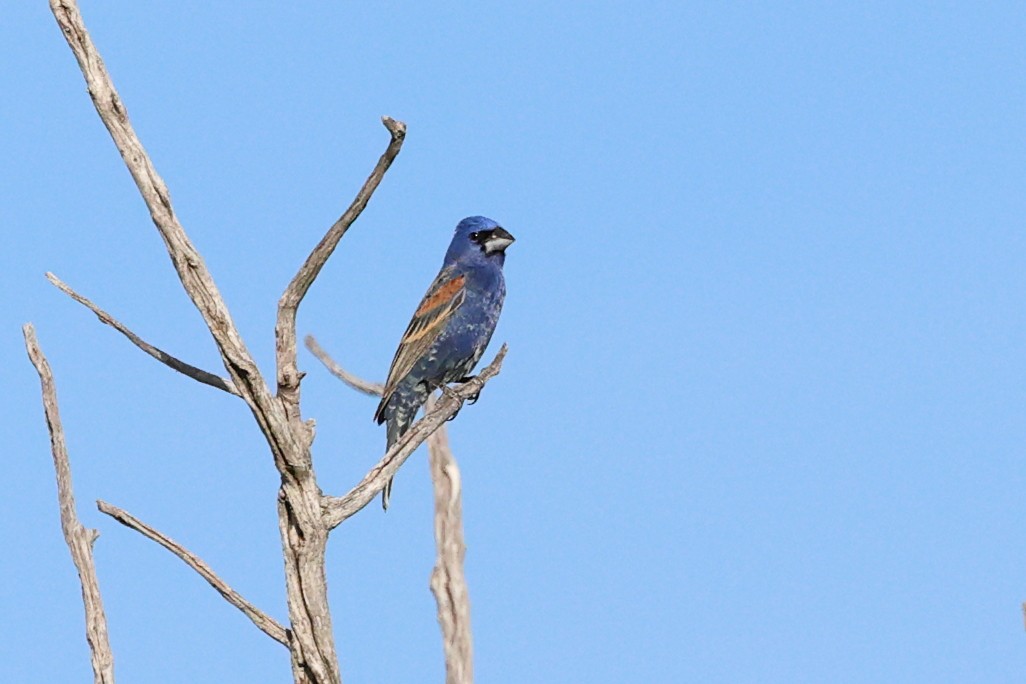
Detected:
[{"left": 374, "top": 268, "right": 467, "bottom": 423}]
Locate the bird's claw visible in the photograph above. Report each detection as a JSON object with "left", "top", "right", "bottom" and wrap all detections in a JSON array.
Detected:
[
  {"left": 457, "top": 376, "right": 481, "bottom": 404},
  {"left": 439, "top": 384, "right": 463, "bottom": 421},
  {"left": 438, "top": 376, "right": 483, "bottom": 420}
]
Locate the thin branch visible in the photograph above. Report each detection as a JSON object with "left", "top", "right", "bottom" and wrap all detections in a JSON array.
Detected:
[
  {"left": 96, "top": 500, "right": 289, "bottom": 647},
  {"left": 322, "top": 345, "right": 507, "bottom": 529},
  {"left": 275, "top": 117, "right": 406, "bottom": 407},
  {"left": 23, "top": 324, "right": 116, "bottom": 684},
  {"left": 426, "top": 397, "right": 474, "bottom": 684},
  {"left": 46, "top": 272, "right": 240, "bottom": 396},
  {"left": 303, "top": 335, "right": 384, "bottom": 396}
]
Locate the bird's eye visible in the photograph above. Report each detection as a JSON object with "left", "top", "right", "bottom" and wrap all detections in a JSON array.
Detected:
[{"left": 470, "top": 231, "right": 481, "bottom": 241}]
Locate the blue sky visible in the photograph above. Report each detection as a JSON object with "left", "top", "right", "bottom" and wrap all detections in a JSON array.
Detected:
[{"left": 4, "top": 2, "right": 1026, "bottom": 682}]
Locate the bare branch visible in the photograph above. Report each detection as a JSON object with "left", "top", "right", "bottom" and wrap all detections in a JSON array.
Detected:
[
  {"left": 96, "top": 500, "right": 288, "bottom": 647},
  {"left": 305, "top": 337, "right": 475, "bottom": 678},
  {"left": 46, "top": 272, "right": 240, "bottom": 396},
  {"left": 304, "top": 335, "right": 384, "bottom": 397},
  {"left": 275, "top": 117, "right": 406, "bottom": 408},
  {"left": 307, "top": 339, "right": 479, "bottom": 679},
  {"left": 48, "top": 0, "right": 288, "bottom": 443},
  {"left": 322, "top": 345, "right": 507, "bottom": 529},
  {"left": 265, "top": 102, "right": 404, "bottom": 684},
  {"left": 426, "top": 397, "right": 474, "bottom": 684},
  {"left": 23, "top": 324, "right": 115, "bottom": 684}
]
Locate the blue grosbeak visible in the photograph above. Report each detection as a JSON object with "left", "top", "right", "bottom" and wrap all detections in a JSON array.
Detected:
[{"left": 374, "top": 216, "right": 514, "bottom": 509}]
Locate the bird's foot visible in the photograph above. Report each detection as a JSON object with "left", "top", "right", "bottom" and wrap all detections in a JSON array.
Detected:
[
  {"left": 439, "top": 384, "right": 464, "bottom": 420},
  {"left": 457, "top": 376, "right": 481, "bottom": 404}
]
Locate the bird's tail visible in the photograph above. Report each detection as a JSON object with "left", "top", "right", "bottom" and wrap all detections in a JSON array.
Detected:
[
  {"left": 379, "top": 383, "right": 429, "bottom": 510},
  {"left": 382, "top": 409, "right": 413, "bottom": 511}
]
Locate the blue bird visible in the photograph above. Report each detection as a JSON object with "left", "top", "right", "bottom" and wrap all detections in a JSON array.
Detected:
[{"left": 374, "top": 216, "right": 514, "bottom": 510}]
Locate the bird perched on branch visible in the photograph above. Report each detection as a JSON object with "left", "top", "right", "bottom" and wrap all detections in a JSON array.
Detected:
[{"left": 374, "top": 216, "right": 515, "bottom": 510}]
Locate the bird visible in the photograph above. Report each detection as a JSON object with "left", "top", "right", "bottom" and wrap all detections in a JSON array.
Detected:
[{"left": 374, "top": 216, "right": 514, "bottom": 510}]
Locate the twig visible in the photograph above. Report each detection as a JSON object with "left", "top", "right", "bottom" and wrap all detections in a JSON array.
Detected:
[
  {"left": 275, "top": 117, "right": 406, "bottom": 409},
  {"left": 46, "top": 272, "right": 240, "bottom": 396},
  {"left": 23, "top": 324, "right": 116, "bottom": 684},
  {"left": 96, "top": 500, "right": 288, "bottom": 647},
  {"left": 303, "top": 335, "right": 384, "bottom": 396},
  {"left": 426, "top": 397, "right": 474, "bottom": 684},
  {"left": 322, "top": 346, "right": 507, "bottom": 529}
]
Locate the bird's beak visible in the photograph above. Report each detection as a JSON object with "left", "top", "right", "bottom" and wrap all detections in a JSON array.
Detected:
[{"left": 483, "top": 227, "right": 515, "bottom": 254}]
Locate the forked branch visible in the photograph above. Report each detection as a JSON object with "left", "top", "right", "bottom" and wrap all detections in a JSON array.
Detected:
[
  {"left": 49, "top": 2, "right": 341, "bottom": 681},
  {"left": 49, "top": 0, "right": 285, "bottom": 443},
  {"left": 305, "top": 340, "right": 479, "bottom": 681},
  {"left": 23, "top": 324, "right": 115, "bottom": 684},
  {"left": 320, "top": 345, "right": 506, "bottom": 526},
  {"left": 276, "top": 119, "right": 406, "bottom": 407}
]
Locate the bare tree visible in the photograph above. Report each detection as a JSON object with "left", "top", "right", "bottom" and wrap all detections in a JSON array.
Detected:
[{"left": 28, "top": 2, "right": 505, "bottom": 683}]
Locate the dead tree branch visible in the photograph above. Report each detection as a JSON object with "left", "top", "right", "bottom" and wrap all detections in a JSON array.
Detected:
[
  {"left": 276, "top": 117, "right": 405, "bottom": 411},
  {"left": 426, "top": 398, "right": 474, "bottom": 684},
  {"left": 322, "top": 345, "right": 507, "bottom": 528},
  {"left": 49, "top": 0, "right": 283, "bottom": 443},
  {"left": 304, "top": 335, "right": 384, "bottom": 397},
  {"left": 23, "top": 323, "right": 116, "bottom": 684},
  {"left": 45, "top": 272, "right": 239, "bottom": 395},
  {"left": 305, "top": 340, "right": 479, "bottom": 681},
  {"left": 96, "top": 500, "right": 288, "bottom": 647},
  {"left": 269, "top": 116, "right": 404, "bottom": 684}
]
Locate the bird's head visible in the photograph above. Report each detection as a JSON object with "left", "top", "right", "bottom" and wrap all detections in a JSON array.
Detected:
[{"left": 445, "top": 216, "right": 515, "bottom": 265}]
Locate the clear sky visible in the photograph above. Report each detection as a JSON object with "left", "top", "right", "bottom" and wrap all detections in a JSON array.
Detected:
[{"left": 3, "top": 2, "right": 1026, "bottom": 682}]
